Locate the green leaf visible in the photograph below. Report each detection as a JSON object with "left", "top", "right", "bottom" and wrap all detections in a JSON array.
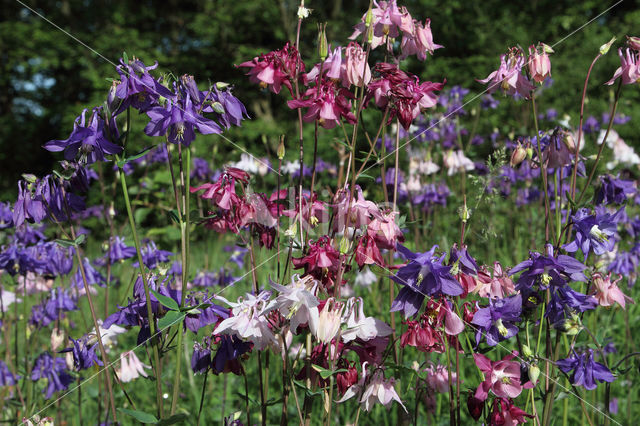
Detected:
[
  {"left": 357, "top": 173, "right": 375, "bottom": 181},
  {"left": 74, "top": 233, "right": 86, "bottom": 246},
  {"left": 311, "top": 364, "right": 348, "bottom": 379},
  {"left": 168, "top": 209, "right": 181, "bottom": 225},
  {"left": 156, "top": 413, "right": 189, "bottom": 425},
  {"left": 54, "top": 234, "right": 85, "bottom": 248},
  {"left": 118, "top": 408, "right": 158, "bottom": 424},
  {"left": 117, "top": 145, "right": 156, "bottom": 168},
  {"left": 150, "top": 289, "right": 179, "bottom": 311},
  {"left": 122, "top": 51, "right": 129, "bottom": 64},
  {"left": 158, "top": 310, "right": 186, "bottom": 329}
]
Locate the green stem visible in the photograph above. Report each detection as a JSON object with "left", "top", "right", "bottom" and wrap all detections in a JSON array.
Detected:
[
  {"left": 531, "top": 93, "right": 550, "bottom": 244},
  {"left": 117, "top": 160, "right": 164, "bottom": 418}
]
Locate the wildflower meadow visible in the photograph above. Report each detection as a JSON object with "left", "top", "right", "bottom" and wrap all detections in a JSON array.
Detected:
[{"left": 3, "top": 0, "right": 640, "bottom": 425}]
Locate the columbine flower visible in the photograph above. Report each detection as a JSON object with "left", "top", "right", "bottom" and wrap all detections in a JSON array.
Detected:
[
  {"left": 478, "top": 47, "right": 535, "bottom": 99},
  {"left": 528, "top": 43, "right": 552, "bottom": 83},
  {"left": 103, "top": 236, "right": 136, "bottom": 263},
  {"left": 0, "top": 361, "right": 19, "bottom": 386},
  {"left": 65, "top": 337, "right": 103, "bottom": 371},
  {"left": 238, "top": 42, "right": 304, "bottom": 95},
  {"left": 489, "top": 398, "right": 533, "bottom": 425},
  {"left": 215, "top": 291, "right": 277, "bottom": 351},
  {"left": 443, "top": 150, "right": 475, "bottom": 176},
  {"left": 473, "top": 262, "right": 516, "bottom": 299},
  {"left": 509, "top": 244, "right": 587, "bottom": 292},
  {"left": 345, "top": 42, "right": 372, "bottom": 87},
  {"left": 341, "top": 297, "right": 393, "bottom": 342},
  {"left": 270, "top": 274, "right": 319, "bottom": 334},
  {"left": 590, "top": 272, "right": 633, "bottom": 309},
  {"left": 605, "top": 48, "right": 640, "bottom": 86},
  {"left": 556, "top": 349, "right": 615, "bottom": 390},
  {"left": 471, "top": 294, "right": 522, "bottom": 346},
  {"left": 473, "top": 352, "right": 528, "bottom": 401},
  {"left": 391, "top": 244, "right": 462, "bottom": 318},
  {"left": 338, "top": 363, "right": 407, "bottom": 412},
  {"left": 399, "top": 18, "right": 443, "bottom": 61},
  {"left": 117, "top": 351, "right": 150, "bottom": 383},
  {"left": 425, "top": 364, "right": 456, "bottom": 393},
  {"left": 44, "top": 107, "right": 122, "bottom": 164},
  {"left": 288, "top": 78, "right": 356, "bottom": 129},
  {"left": 309, "top": 298, "right": 344, "bottom": 344},
  {"left": 595, "top": 175, "right": 636, "bottom": 205},
  {"left": 31, "top": 352, "right": 74, "bottom": 399},
  {"left": 112, "top": 57, "right": 174, "bottom": 114},
  {"left": 564, "top": 207, "right": 623, "bottom": 256}
]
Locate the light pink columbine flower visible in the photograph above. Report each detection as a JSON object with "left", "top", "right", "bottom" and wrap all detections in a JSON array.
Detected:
[
  {"left": 350, "top": 1, "right": 410, "bottom": 48},
  {"left": 367, "top": 210, "right": 404, "bottom": 250},
  {"left": 590, "top": 272, "right": 634, "bottom": 309},
  {"left": 305, "top": 46, "right": 347, "bottom": 86},
  {"left": 341, "top": 297, "right": 393, "bottom": 343},
  {"left": 473, "top": 261, "right": 516, "bottom": 299},
  {"left": 478, "top": 47, "right": 535, "bottom": 98},
  {"left": 425, "top": 364, "right": 457, "bottom": 393},
  {"left": 400, "top": 18, "right": 443, "bottom": 61},
  {"left": 332, "top": 186, "right": 380, "bottom": 233},
  {"left": 605, "top": 48, "right": 640, "bottom": 86},
  {"left": 215, "top": 291, "right": 277, "bottom": 351},
  {"left": 16, "top": 272, "right": 54, "bottom": 295},
  {"left": 0, "top": 287, "right": 20, "bottom": 312},
  {"left": 271, "top": 274, "right": 319, "bottom": 334},
  {"left": 345, "top": 42, "right": 372, "bottom": 87},
  {"left": 309, "top": 298, "right": 344, "bottom": 344},
  {"left": 117, "top": 351, "right": 151, "bottom": 383},
  {"left": 338, "top": 363, "right": 407, "bottom": 412},
  {"left": 473, "top": 352, "right": 531, "bottom": 401},
  {"left": 528, "top": 43, "right": 552, "bottom": 83},
  {"left": 443, "top": 150, "right": 474, "bottom": 176}
]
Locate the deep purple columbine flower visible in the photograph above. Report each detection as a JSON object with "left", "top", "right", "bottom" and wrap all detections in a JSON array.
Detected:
[
  {"left": 471, "top": 294, "right": 522, "bottom": 346},
  {"left": 64, "top": 337, "right": 103, "bottom": 371},
  {"left": 144, "top": 93, "right": 222, "bottom": 146},
  {"left": 183, "top": 292, "right": 229, "bottom": 334},
  {"left": 390, "top": 244, "right": 463, "bottom": 318},
  {"left": 13, "top": 179, "right": 48, "bottom": 228},
  {"left": 582, "top": 116, "right": 600, "bottom": 134},
  {"left": 44, "top": 107, "right": 122, "bottom": 164},
  {"left": 556, "top": 349, "right": 615, "bottom": 390},
  {"left": 31, "top": 352, "right": 74, "bottom": 399},
  {"left": 509, "top": 244, "right": 587, "bottom": 292},
  {"left": 212, "top": 335, "right": 252, "bottom": 374},
  {"left": 546, "top": 286, "right": 598, "bottom": 325},
  {"left": 191, "top": 157, "right": 213, "bottom": 182},
  {"left": 113, "top": 57, "right": 175, "bottom": 115},
  {"left": 0, "top": 361, "right": 19, "bottom": 386},
  {"left": 449, "top": 243, "right": 479, "bottom": 275},
  {"left": 563, "top": 207, "right": 623, "bottom": 256},
  {"left": 44, "top": 243, "right": 74, "bottom": 276},
  {"left": 0, "top": 202, "right": 13, "bottom": 229},
  {"left": 133, "top": 241, "right": 173, "bottom": 270},
  {"left": 595, "top": 175, "right": 636, "bottom": 205},
  {"left": 224, "top": 245, "right": 248, "bottom": 269},
  {"left": 191, "top": 342, "right": 212, "bottom": 374}
]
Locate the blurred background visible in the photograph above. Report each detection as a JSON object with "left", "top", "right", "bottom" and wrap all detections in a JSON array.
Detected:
[{"left": 1, "top": 0, "right": 639, "bottom": 198}]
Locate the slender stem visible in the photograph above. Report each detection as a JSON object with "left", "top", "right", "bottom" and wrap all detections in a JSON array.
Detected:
[
  {"left": 117, "top": 160, "right": 164, "bottom": 417},
  {"left": 531, "top": 93, "right": 550, "bottom": 243},
  {"left": 196, "top": 370, "right": 209, "bottom": 426}
]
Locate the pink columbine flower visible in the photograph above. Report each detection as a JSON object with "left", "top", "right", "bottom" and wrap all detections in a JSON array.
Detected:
[
  {"left": 425, "top": 364, "right": 457, "bottom": 393},
  {"left": 400, "top": 18, "right": 443, "bottom": 61},
  {"left": 443, "top": 150, "right": 474, "bottom": 176},
  {"left": 473, "top": 261, "right": 516, "bottom": 299},
  {"left": 627, "top": 35, "right": 640, "bottom": 51},
  {"left": 591, "top": 272, "right": 634, "bottom": 309},
  {"left": 605, "top": 48, "right": 640, "bottom": 86},
  {"left": 215, "top": 291, "right": 277, "bottom": 351},
  {"left": 305, "top": 46, "right": 347, "bottom": 86},
  {"left": 117, "top": 351, "right": 151, "bottom": 383},
  {"left": 350, "top": 1, "right": 410, "bottom": 48},
  {"left": 238, "top": 42, "right": 304, "bottom": 95},
  {"left": 341, "top": 297, "right": 393, "bottom": 343},
  {"left": 345, "top": 42, "right": 372, "bottom": 87},
  {"left": 478, "top": 47, "right": 535, "bottom": 98},
  {"left": 360, "top": 369, "right": 407, "bottom": 412},
  {"left": 528, "top": 43, "right": 552, "bottom": 83},
  {"left": 287, "top": 78, "right": 356, "bottom": 129},
  {"left": 367, "top": 210, "right": 404, "bottom": 250},
  {"left": 473, "top": 352, "right": 530, "bottom": 401}
]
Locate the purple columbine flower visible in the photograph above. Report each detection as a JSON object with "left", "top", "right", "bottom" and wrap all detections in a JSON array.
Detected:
[
  {"left": 183, "top": 292, "right": 229, "bottom": 334},
  {"left": 212, "top": 335, "right": 252, "bottom": 374},
  {"left": 563, "top": 207, "right": 623, "bottom": 256},
  {"left": 546, "top": 286, "right": 598, "bottom": 325},
  {"left": 0, "top": 361, "right": 19, "bottom": 386},
  {"left": 133, "top": 241, "right": 173, "bottom": 270},
  {"left": 556, "top": 349, "right": 615, "bottom": 390},
  {"left": 191, "top": 342, "right": 212, "bottom": 374},
  {"left": 44, "top": 243, "right": 74, "bottom": 276},
  {"left": 595, "top": 175, "right": 636, "bottom": 205},
  {"left": 191, "top": 157, "right": 213, "bottom": 182},
  {"left": 390, "top": 244, "right": 463, "bottom": 318},
  {"left": 13, "top": 179, "right": 48, "bottom": 228},
  {"left": 44, "top": 107, "right": 123, "bottom": 164},
  {"left": 582, "top": 116, "right": 600, "bottom": 134},
  {"left": 509, "top": 244, "right": 587, "bottom": 292},
  {"left": 0, "top": 202, "right": 13, "bottom": 229},
  {"left": 224, "top": 245, "right": 248, "bottom": 269},
  {"left": 0, "top": 243, "right": 44, "bottom": 276},
  {"left": 608, "top": 248, "right": 639, "bottom": 287},
  {"left": 105, "top": 236, "right": 136, "bottom": 264},
  {"left": 31, "top": 352, "right": 74, "bottom": 399},
  {"left": 113, "top": 57, "right": 175, "bottom": 115},
  {"left": 71, "top": 257, "right": 106, "bottom": 290},
  {"left": 471, "top": 294, "right": 522, "bottom": 346},
  {"left": 412, "top": 183, "right": 450, "bottom": 213},
  {"left": 64, "top": 337, "right": 103, "bottom": 371},
  {"left": 449, "top": 243, "right": 479, "bottom": 275},
  {"left": 144, "top": 93, "right": 222, "bottom": 146}
]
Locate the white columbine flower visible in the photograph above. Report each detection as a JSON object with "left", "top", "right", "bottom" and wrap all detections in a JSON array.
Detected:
[
  {"left": 308, "top": 298, "right": 344, "bottom": 344},
  {"left": 117, "top": 351, "right": 150, "bottom": 383},
  {"left": 341, "top": 297, "right": 393, "bottom": 343},
  {"left": 271, "top": 274, "right": 319, "bottom": 334},
  {"left": 215, "top": 291, "right": 277, "bottom": 351}
]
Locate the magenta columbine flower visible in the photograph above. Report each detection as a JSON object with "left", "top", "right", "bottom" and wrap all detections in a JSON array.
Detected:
[
  {"left": 605, "top": 48, "right": 639, "bottom": 86},
  {"left": 473, "top": 352, "right": 529, "bottom": 401},
  {"left": 238, "top": 42, "right": 304, "bottom": 95},
  {"left": 287, "top": 78, "right": 356, "bottom": 129}
]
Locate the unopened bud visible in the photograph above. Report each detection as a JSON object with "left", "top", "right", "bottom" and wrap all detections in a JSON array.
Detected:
[
  {"left": 277, "top": 138, "right": 286, "bottom": 160},
  {"left": 51, "top": 327, "right": 65, "bottom": 352},
  {"left": 459, "top": 202, "right": 471, "bottom": 223},
  {"left": 526, "top": 146, "right": 534, "bottom": 160},
  {"left": 562, "top": 131, "right": 577, "bottom": 154},
  {"left": 559, "top": 312, "right": 582, "bottom": 336},
  {"left": 510, "top": 143, "right": 527, "bottom": 167},
  {"left": 522, "top": 344, "right": 533, "bottom": 358},
  {"left": 339, "top": 236, "right": 349, "bottom": 255},
  {"left": 317, "top": 23, "right": 328, "bottom": 61},
  {"left": 65, "top": 351, "right": 75, "bottom": 371},
  {"left": 600, "top": 36, "right": 616, "bottom": 55},
  {"left": 528, "top": 364, "right": 541, "bottom": 383}
]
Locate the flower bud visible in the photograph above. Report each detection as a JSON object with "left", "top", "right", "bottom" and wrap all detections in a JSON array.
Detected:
[
  {"left": 600, "top": 37, "right": 616, "bottom": 55},
  {"left": 277, "top": 136, "right": 286, "bottom": 160},
  {"left": 317, "top": 23, "right": 328, "bottom": 61},
  {"left": 339, "top": 236, "right": 349, "bottom": 255},
  {"left": 522, "top": 344, "right": 533, "bottom": 358},
  {"left": 528, "top": 363, "right": 540, "bottom": 383},
  {"left": 528, "top": 43, "right": 552, "bottom": 83},
  {"left": 51, "top": 327, "right": 65, "bottom": 352},
  {"left": 559, "top": 312, "right": 582, "bottom": 336},
  {"left": 562, "top": 131, "right": 577, "bottom": 154},
  {"left": 65, "top": 351, "right": 75, "bottom": 371},
  {"left": 510, "top": 143, "right": 527, "bottom": 167}
]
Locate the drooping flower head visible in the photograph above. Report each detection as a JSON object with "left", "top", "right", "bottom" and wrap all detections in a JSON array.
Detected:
[
  {"left": 556, "top": 349, "right": 615, "bottom": 390},
  {"left": 471, "top": 294, "right": 522, "bottom": 346},
  {"left": 238, "top": 42, "right": 304, "bottom": 95},
  {"left": 478, "top": 47, "right": 535, "bottom": 99}
]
